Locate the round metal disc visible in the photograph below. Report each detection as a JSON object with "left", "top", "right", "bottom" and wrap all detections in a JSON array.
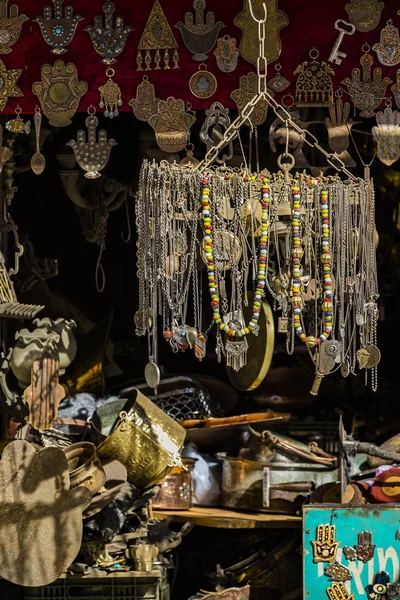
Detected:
[
  {"left": 144, "top": 361, "right": 160, "bottom": 389},
  {"left": 226, "top": 292, "right": 275, "bottom": 391},
  {"left": 364, "top": 344, "right": 381, "bottom": 368}
]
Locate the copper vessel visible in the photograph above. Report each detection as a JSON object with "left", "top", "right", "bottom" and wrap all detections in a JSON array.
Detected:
[{"left": 153, "top": 458, "right": 196, "bottom": 510}]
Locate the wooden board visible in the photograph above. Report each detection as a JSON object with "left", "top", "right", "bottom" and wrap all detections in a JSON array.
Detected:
[{"left": 153, "top": 506, "right": 301, "bottom": 529}]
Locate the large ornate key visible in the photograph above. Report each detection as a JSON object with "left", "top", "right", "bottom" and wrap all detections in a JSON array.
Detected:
[{"left": 328, "top": 20, "right": 356, "bottom": 65}]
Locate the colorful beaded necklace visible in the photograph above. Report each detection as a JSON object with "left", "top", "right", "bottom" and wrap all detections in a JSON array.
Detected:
[
  {"left": 202, "top": 173, "right": 270, "bottom": 337},
  {"left": 291, "top": 180, "right": 333, "bottom": 348}
]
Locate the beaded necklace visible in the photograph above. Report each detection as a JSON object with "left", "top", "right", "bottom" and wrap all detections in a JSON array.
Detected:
[
  {"left": 290, "top": 180, "right": 333, "bottom": 348},
  {"left": 202, "top": 173, "right": 270, "bottom": 337}
]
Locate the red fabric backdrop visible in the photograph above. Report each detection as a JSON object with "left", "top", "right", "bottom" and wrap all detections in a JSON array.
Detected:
[{"left": 3, "top": 0, "right": 400, "bottom": 114}]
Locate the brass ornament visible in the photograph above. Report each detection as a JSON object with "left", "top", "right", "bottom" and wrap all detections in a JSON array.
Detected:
[
  {"left": 325, "top": 96, "right": 356, "bottom": 167},
  {"left": 129, "top": 75, "right": 159, "bottom": 122},
  {"left": 325, "top": 561, "right": 352, "bottom": 582},
  {"left": 0, "top": 0, "right": 27, "bottom": 54},
  {"left": 214, "top": 35, "right": 239, "bottom": 73},
  {"left": 67, "top": 106, "right": 117, "bottom": 179},
  {"left": 355, "top": 531, "right": 376, "bottom": 562},
  {"left": 137, "top": 0, "right": 179, "bottom": 71},
  {"left": 200, "top": 101, "right": 233, "bottom": 163},
  {"left": 328, "top": 20, "right": 356, "bottom": 65},
  {"left": 148, "top": 97, "right": 196, "bottom": 153},
  {"left": 31, "top": 108, "right": 46, "bottom": 175},
  {"left": 327, "top": 582, "right": 354, "bottom": 600},
  {"left": 0, "top": 124, "right": 12, "bottom": 171},
  {"left": 268, "top": 63, "right": 290, "bottom": 93},
  {"left": 175, "top": 0, "right": 224, "bottom": 62},
  {"left": 341, "top": 44, "right": 392, "bottom": 118},
  {"left": 356, "top": 344, "right": 381, "bottom": 368},
  {"left": 269, "top": 106, "right": 310, "bottom": 169},
  {"left": 189, "top": 63, "right": 217, "bottom": 99},
  {"left": 373, "top": 20, "right": 400, "bottom": 66},
  {"left": 34, "top": 0, "right": 83, "bottom": 55},
  {"left": 85, "top": 0, "right": 132, "bottom": 65},
  {"left": 311, "top": 524, "right": 340, "bottom": 563},
  {"left": 372, "top": 103, "right": 400, "bottom": 166},
  {"left": 345, "top": 0, "right": 384, "bottom": 32},
  {"left": 144, "top": 358, "right": 160, "bottom": 390},
  {"left": 5, "top": 105, "right": 30, "bottom": 134},
  {"left": 32, "top": 60, "right": 88, "bottom": 127},
  {"left": 98, "top": 67, "right": 122, "bottom": 119},
  {"left": 179, "top": 143, "right": 199, "bottom": 167},
  {"left": 0, "top": 58, "right": 21, "bottom": 110},
  {"left": 294, "top": 48, "right": 334, "bottom": 107},
  {"left": 230, "top": 71, "right": 271, "bottom": 127},
  {"left": 391, "top": 69, "right": 400, "bottom": 109}
]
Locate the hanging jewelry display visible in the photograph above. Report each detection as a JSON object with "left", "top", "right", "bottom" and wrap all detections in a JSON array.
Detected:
[
  {"left": 372, "top": 101, "right": 400, "bottom": 166},
  {"left": 392, "top": 69, "right": 400, "bottom": 110},
  {"left": 34, "top": 0, "right": 83, "bottom": 54},
  {"left": 148, "top": 97, "right": 196, "bottom": 153},
  {"left": 31, "top": 108, "right": 46, "bottom": 175},
  {"left": 85, "top": 0, "right": 132, "bottom": 65},
  {"left": 128, "top": 76, "right": 159, "bottom": 122},
  {"left": 0, "top": 125, "right": 12, "bottom": 172},
  {"left": 341, "top": 43, "right": 392, "bottom": 118},
  {"left": 189, "top": 63, "right": 217, "bottom": 99},
  {"left": 200, "top": 101, "right": 233, "bottom": 163},
  {"left": 137, "top": 0, "right": 179, "bottom": 71},
  {"left": 67, "top": 106, "right": 117, "bottom": 179},
  {"left": 98, "top": 67, "right": 122, "bottom": 118},
  {"left": 230, "top": 71, "right": 270, "bottom": 127},
  {"left": 325, "top": 95, "right": 356, "bottom": 167},
  {"left": 345, "top": 0, "right": 384, "bottom": 32},
  {"left": 294, "top": 48, "right": 334, "bottom": 107},
  {"left": 0, "top": 58, "right": 21, "bottom": 110},
  {"left": 268, "top": 63, "right": 290, "bottom": 93},
  {"left": 234, "top": 0, "right": 288, "bottom": 66},
  {"left": 32, "top": 60, "right": 88, "bottom": 127},
  {"left": 373, "top": 19, "right": 400, "bottom": 66},
  {"left": 5, "top": 105, "right": 29, "bottom": 133},
  {"left": 0, "top": 0, "right": 28, "bottom": 54},
  {"left": 214, "top": 35, "right": 239, "bottom": 73},
  {"left": 269, "top": 105, "right": 310, "bottom": 169},
  {"left": 175, "top": 0, "right": 224, "bottom": 62}
]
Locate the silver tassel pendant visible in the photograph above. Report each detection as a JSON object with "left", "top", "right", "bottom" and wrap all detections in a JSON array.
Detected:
[{"left": 225, "top": 336, "right": 248, "bottom": 371}]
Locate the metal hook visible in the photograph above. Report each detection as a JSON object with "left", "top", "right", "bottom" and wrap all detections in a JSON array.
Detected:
[{"left": 247, "top": 0, "right": 267, "bottom": 24}]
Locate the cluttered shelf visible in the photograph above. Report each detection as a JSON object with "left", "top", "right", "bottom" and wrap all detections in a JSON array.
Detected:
[{"left": 153, "top": 506, "right": 302, "bottom": 529}]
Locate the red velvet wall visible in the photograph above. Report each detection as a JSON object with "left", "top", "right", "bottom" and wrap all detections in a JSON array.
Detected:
[{"left": 3, "top": 0, "right": 400, "bottom": 114}]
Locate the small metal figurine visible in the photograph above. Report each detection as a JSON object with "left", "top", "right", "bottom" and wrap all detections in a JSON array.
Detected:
[
  {"left": 67, "top": 106, "right": 117, "bottom": 179},
  {"left": 129, "top": 76, "right": 159, "bottom": 122},
  {"left": 175, "top": 0, "right": 224, "bottom": 61},
  {"left": 34, "top": 0, "right": 83, "bottom": 54},
  {"left": 366, "top": 572, "right": 390, "bottom": 600},
  {"left": 85, "top": 0, "right": 132, "bottom": 65},
  {"left": 0, "top": 0, "right": 28, "bottom": 54},
  {"left": 189, "top": 63, "right": 217, "bottom": 99},
  {"left": 345, "top": 0, "right": 384, "bottom": 32},
  {"left": 325, "top": 95, "right": 356, "bottom": 167},
  {"left": 341, "top": 43, "right": 392, "bottom": 118},
  {"left": 268, "top": 63, "right": 290, "bottom": 93},
  {"left": 137, "top": 0, "right": 179, "bottom": 71},
  {"left": 214, "top": 35, "right": 238, "bottom": 73},
  {"left": 148, "top": 97, "right": 196, "bottom": 153},
  {"left": 373, "top": 19, "right": 400, "bottom": 66},
  {"left": 311, "top": 524, "right": 340, "bottom": 563},
  {"left": 372, "top": 101, "right": 400, "bottom": 166},
  {"left": 98, "top": 68, "right": 122, "bottom": 118},
  {"left": 294, "top": 48, "right": 334, "bottom": 107},
  {"left": 5, "top": 105, "right": 29, "bottom": 134},
  {"left": 325, "top": 561, "right": 352, "bottom": 582},
  {"left": 200, "top": 101, "right": 233, "bottom": 163},
  {"left": 0, "top": 58, "right": 22, "bottom": 110},
  {"left": 355, "top": 531, "right": 376, "bottom": 562}
]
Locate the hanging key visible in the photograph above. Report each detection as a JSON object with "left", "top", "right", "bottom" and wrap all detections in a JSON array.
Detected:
[{"left": 328, "top": 20, "right": 356, "bottom": 65}]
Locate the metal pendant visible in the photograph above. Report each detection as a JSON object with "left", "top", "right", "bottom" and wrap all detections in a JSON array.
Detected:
[
  {"left": 134, "top": 308, "right": 152, "bottom": 336},
  {"left": 5, "top": 105, "right": 30, "bottom": 134},
  {"left": 0, "top": 0, "right": 27, "bottom": 54},
  {"left": 324, "top": 561, "right": 352, "bottom": 582},
  {"left": 294, "top": 48, "right": 334, "bottom": 107},
  {"left": 0, "top": 58, "right": 22, "bottom": 111},
  {"left": 325, "top": 96, "right": 356, "bottom": 167},
  {"left": 32, "top": 60, "right": 88, "bottom": 127},
  {"left": 34, "top": 0, "right": 83, "bottom": 54},
  {"left": 268, "top": 63, "right": 290, "bottom": 93},
  {"left": 355, "top": 531, "right": 376, "bottom": 562},
  {"left": 67, "top": 106, "right": 117, "bottom": 179},
  {"left": 175, "top": 0, "right": 224, "bottom": 61},
  {"left": 214, "top": 35, "right": 238, "bottom": 73},
  {"left": 85, "top": 0, "right": 132, "bottom": 65},
  {"left": 342, "top": 44, "right": 392, "bottom": 118},
  {"left": 129, "top": 75, "right": 159, "bottom": 122},
  {"left": 225, "top": 336, "right": 248, "bottom": 372},
  {"left": 200, "top": 101, "right": 232, "bottom": 162},
  {"left": 137, "top": 0, "right": 179, "bottom": 71},
  {"left": 366, "top": 572, "right": 390, "bottom": 600},
  {"left": 144, "top": 358, "right": 160, "bottom": 390},
  {"left": 356, "top": 344, "right": 381, "bottom": 368},
  {"left": 311, "top": 524, "right": 340, "bottom": 563},
  {"left": 372, "top": 104, "right": 400, "bottom": 165},
  {"left": 194, "top": 333, "right": 207, "bottom": 361},
  {"left": 189, "top": 63, "right": 217, "bottom": 99},
  {"left": 148, "top": 97, "right": 196, "bottom": 153},
  {"left": 345, "top": 0, "right": 384, "bottom": 32},
  {"left": 231, "top": 71, "right": 270, "bottom": 127},
  {"left": 179, "top": 143, "right": 199, "bottom": 167},
  {"left": 391, "top": 69, "right": 400, "bottom": 110},
  {"left": 201, "top": 230, "right": 242, "bottom": 270},
  {"left": 388, "top": 583, "right": 400, "bottom": 600},
  {"left": 98, "top": 68, "right": 122, "bottom": 118},
  {"left": 373, "top": 20, "right": 400, "bottom": 66}
]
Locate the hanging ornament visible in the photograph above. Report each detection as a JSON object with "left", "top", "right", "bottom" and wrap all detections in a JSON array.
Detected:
[
  {"left": 230, "top": 71, "right": 270, "bottom": 127},
  {"left": 32, "top": 60, "right": 88, "bottom": 127},
  {"left": 189, "top": 63, "right": 217, "bottom": 99},
  {"left": 294, "top": 48, "right": 334, "bottom": 107},
  {"left": 372, "top": 19, "right": 400, "bottom": 66},
  {"left": 392, "top": 69, "right": 400, "bottom": 110},
  {"left": 213, "top": 35, "right": 238, "bottom": 73},
  {"left": 269, "top": 105, "right": 311, "bottom": 169},
  {"left": 148, "top": 97, "right": 196, "bottom": 153},
  {"left": 0, "top": 124, "right": 12, "bottom": 172},
  {"left": 342, "top": 43, "right": 392, "bottom": 118},
  {"left": 179, "top": 143, "right": 199, "bottom": 167},
  {"left": 34, "top": 0, "right": 83, "bottom": 55},
  {"left": 325, "top": 95, "right": 356, "bottom": 167},
  {"left": 200, "top": 101, "right": 233, "bottom": 163},
  {"left": 137, "top": 0, "right": 179, "bottom": 71},
  {"left": 67, "top": 106, "right": 117, "bottom": 179},
  {"left": 234, "top": 0, "right": 288, "bottom": 66},
  {"left": 372, "top": 101, "right": 400, "bottom": 165},
  {"left": 0, "top": 0, "right": 28, "bottom": 54},
  {"left": 268, "top": 63, "right": 290, "bottom": 93},
  {"left": 176, "top": 0, "right": 224, "bottom": 62},
  {"left": 129, "top": 75, "right": 159, "bottom": 121},
  {"left": 31, "top": 107, "right": 46, "bottom": 175},
  {"left": 98, "top": 67, "right": 122, "bottom": 119},
  {"left": 345, "top": 0, "right": 384, "bottom": 32},
  {"left": 0, "top": 58, "right": 22, "bottom": 110},
  {"left": 5, "top": 105, "right": 30, "bottom": 134},
  {"left": 85, "top": 0, "right": 132, "bottom": 65}
]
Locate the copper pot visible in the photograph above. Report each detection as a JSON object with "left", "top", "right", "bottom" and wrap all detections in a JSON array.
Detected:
[
  {"left": 152, "top": 458, "right": 196, "bottom": 510},
  {"left": 63, "top": 442, "right": 106, "bottom": 495}
]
